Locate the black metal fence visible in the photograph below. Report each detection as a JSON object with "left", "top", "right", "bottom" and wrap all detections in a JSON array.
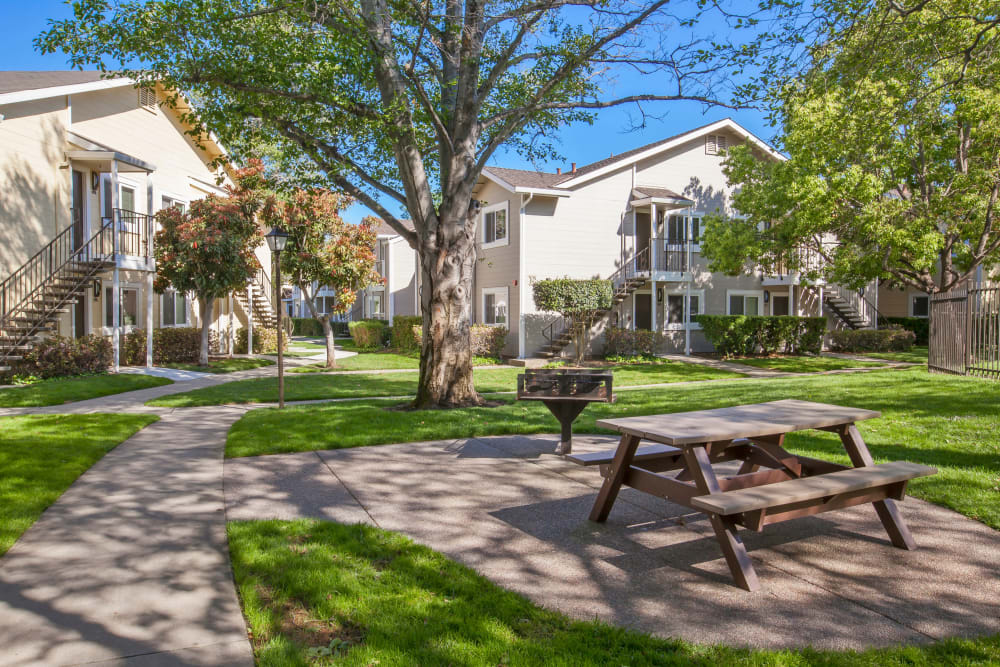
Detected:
[{"left": 929, "top": 283, "right": 1000, "bottom": 379}]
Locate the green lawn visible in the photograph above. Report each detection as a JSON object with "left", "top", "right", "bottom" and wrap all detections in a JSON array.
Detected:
[
  {"left": 229, "top": 520, "right": 1000, "bottom": 667},
  {"left": 164, "top": 358, "right": 275, "bottom": 374},
  {"left": 0, "top": 414, "right": 158, "bottom": 555},
  {"left": 0, "top": 374, "right": 173, "bottom": 408},
  {"left": 728, "top": 356, "right": 885, "bottom": 373},
  {"left": 227, "top": 368, "right": 1000, "bottom": 530},
  {"left": 862, "top": 346, "right": 929, "bottom": 364},
  {"left": 148, "top": 361, "right": 741, "bottom": 407},
  {"left": 289, "top": 352, "right": 505, "bottom": 373}
]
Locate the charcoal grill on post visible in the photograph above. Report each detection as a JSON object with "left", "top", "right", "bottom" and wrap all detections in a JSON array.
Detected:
[{"left": 516, "top": 368, "right": 613, "bottom": 455}]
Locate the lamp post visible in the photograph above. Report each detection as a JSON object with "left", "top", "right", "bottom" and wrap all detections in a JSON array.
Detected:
[{"left": 265, "top": 226, "right": 290, "bottom": 408}]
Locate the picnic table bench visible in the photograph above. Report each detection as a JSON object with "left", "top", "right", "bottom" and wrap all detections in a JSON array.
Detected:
[
  {"left": 568, "top": 399, "right": 936, "bottom": 591},
  {"left": 517, "top": 368, "right": 613, "bottom": 455}
]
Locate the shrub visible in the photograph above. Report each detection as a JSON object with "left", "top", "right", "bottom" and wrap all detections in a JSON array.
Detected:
[
  {"left": 604, "top": 327, "right": 666, "bottom": 358},
  {"left": 695, "top": 315, "right": 827, "bottom": 357},
  {"left": 235, "top": 327, "right": 286, "bottom": 354},
  {"left": 533, "top": 278, "right": 613, "bottom": 362},
  {"left": 122, "top": 327, "right": 213, "bottom": 365},
  {"left": 412, "top": 324, "right": 508, "bottom": 358},
  {"left": 884, "top": 317, "right": 929, "bottom": 345},
  {"left": 391, "top": 316, "right": 422, "bottom": 352},
  {"left": 829, "top": 326, "right": 916, "bottom": 352},
  {"left": 12, "top": 334, "right": 112, "bottom": 379},
  {"left": 291, "top": 317, "right": 323, "bottom": 337},
  {"left": 349, "top": 320, "right": 388, "bottom": 350}
]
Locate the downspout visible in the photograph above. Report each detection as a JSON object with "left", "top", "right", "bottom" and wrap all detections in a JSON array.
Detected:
[{"left": 518, "top": 192, "right": 533, "bottom": 358}]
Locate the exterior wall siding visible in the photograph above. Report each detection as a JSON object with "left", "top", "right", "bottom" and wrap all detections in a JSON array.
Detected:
[{"left": 474, "top": 180, "right": 520, "bottom": 356}]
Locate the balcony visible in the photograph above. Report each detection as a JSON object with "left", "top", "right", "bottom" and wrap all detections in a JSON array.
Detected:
[
  {"left": 97, "top": 208, "right": 154, "bottom": 270},
  {"left": 762, "top": 247, "right": 824, "bottom": 285},
  {"left": 650, "top": 238, "right": 692, "bottom": 280}
]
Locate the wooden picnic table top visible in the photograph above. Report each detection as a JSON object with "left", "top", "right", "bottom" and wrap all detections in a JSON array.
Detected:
[{"left": 595, "top": 399, "right": 881, "bottom": 447}]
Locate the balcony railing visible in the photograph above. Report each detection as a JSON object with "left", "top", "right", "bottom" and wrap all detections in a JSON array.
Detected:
[
  {"left": 100, "top": 208, "right": 153, "bottom": 259},
  {"left": 764, "top": 246, "right": 825, "bottom": 279},
  {"left": 652, "top": 238, "right": 690, "bottom": 272}
]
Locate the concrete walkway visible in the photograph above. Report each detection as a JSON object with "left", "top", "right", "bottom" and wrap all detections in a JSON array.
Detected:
[{"left": 226, "top": 434, "right": 1000, "bottom": 651}]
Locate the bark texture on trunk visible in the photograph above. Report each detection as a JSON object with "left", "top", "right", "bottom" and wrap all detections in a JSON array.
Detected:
[
  {"left": 321, "top": 318, "right": 337, "bottom": 368},
  {"left": 199, "top": 297, "right": 214, "bottom": 366},
  {"left": 413, "top": 211, "right": 481, "bottom": 408}
]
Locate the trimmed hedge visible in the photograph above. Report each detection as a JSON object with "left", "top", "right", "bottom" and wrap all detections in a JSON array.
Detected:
[
  {"left": 391, "top": 315, "right": 422, "bottom": 352},
  {"left": 291, "top": 317, "right": 350, "bottom": 338},
  {"left": 236, "top": 327, "right": 286, "bottom": 354},
  {"left": 122, "top": 327, "right": 215, "bottom": 365},
  {"left": 10, "top": 334, "right": 112, "bottom": 379},
  {"left": 695, "top": 315, "right": 827, "bottom": 357},
  {"left": 413, "top": 324, "right": 508, "bottom": 358},
  {"left": 349, "top": 320, "right": 388, "bottom": 350},
  {"left": 829, "top": 327, "right": 916, "bottom": 353},
  {"left": 532, "top": 279, "right": 613, "bottom": 315},
  {"left": 884, "top": 317, "right": 929, "bottom": 345},
  {"left": 604, "top": 327, "right": 665, "bottom": 358}
]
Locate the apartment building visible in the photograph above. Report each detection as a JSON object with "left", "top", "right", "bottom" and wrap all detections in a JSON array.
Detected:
[{"left": 0, "top": 71, "right": 276, "bottom": 368}]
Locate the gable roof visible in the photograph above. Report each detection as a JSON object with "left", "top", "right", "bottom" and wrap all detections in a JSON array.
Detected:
[
  {"left": 631, "top": 186, "right": 692, "bottom": 202},
  {"left": 480, "top": 118, "right": 783, "bottom": 196},
  {"left": 369, "top": 219, "right": 415, "bottom": 237},
  {"left": 0, "top": 71, "right": 133, "bottom": 104}
]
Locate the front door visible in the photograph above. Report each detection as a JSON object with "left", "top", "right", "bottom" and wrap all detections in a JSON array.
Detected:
[
  {"left": 71, "top": 171, "right": 86, "bottom": 338},
  {"left": 635, "top": 293, "right": 652, "bottom": 330},
  {"left": 772, "top": 295, "right": 790, "bottom": 316}
]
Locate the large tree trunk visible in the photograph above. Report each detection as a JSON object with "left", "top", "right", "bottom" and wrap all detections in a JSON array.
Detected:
[
  {"left": 321, "top": 316, "right": 337, "bottom": 369},
  {"left": 199, "top": 297, "right": 214, "bottom": 366},
  {"left": 413, "top": 211, "right": 482, "bottom": 409}
]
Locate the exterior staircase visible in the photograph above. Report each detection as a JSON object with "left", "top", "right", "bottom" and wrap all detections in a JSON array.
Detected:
[
  {"left": 234, "top": 267, "right": 278, "bottom": 329},
  {"left": 822, "top": 284, "right": 886, "bottom": 330},
  {"left": 0, "top": 220, "right": 119, "bottom": 370},
  {"left": 538, "top": 248, "right": 649, "bottom": 359}
]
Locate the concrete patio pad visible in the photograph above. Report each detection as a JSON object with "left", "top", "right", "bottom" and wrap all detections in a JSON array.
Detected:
[{"left": 225, "top": 434, "right": 1000, "bottom": 651}]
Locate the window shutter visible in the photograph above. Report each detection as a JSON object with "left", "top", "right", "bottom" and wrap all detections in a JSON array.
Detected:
[
  {"left": 717, "top": 135, "right": 728, "bottom": 152},
  {"left": 706, "top": 135, "right": 717, "bottom": 154}
]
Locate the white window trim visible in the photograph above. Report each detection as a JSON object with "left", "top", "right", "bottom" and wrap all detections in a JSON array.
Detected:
[
  {"left": 726, "top": 289, "right": 765, "bottom": 316},
  {"left": 662, "top": 211, "right": 704, "bottom": 253},
  {"left": 102, "top": 282, "right": 143, "bottom": 334},
  {"left": 159, "top": 290, "right": 190, "bottom": 328},
  {"left": 480, "top": 201, "right": 510, "bottom": 249},
  {"left": 481, "top": 286, "right": 509, "bottom": 327},
  {"left": 159, "top": 191, "right": 189, "bottom": 212},
  {"left": 909, "top": 293, "right": 930, "bottom": 318},
  {"left": 662, "top": 289, "right": 705, "bottom": 330}
]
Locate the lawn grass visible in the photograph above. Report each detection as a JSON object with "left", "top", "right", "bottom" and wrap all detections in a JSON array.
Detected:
[
  {"left": 229, "top": 519, "right": 1000, "bottom": 666},
  {"left": 0, "top": 413, "right": 158, "bottom": 555},
  {"left": 164, "top": 358, "right": 275, "bottom": 374},
  {"left": 727, "top": 356, "right": 885, "bottom": 373},
  {"left": 289, "top": 352, "right": 505, "bottom": 373},
  {"left": 227, "top": 368, "right": 1000, "bottom": 530},
  {"left": 148, "top": 361, "right": 741, "bottom": 407},
  {"left": 862, "top": 346, "right": 929, "bottom": 364},
  {"left": 0, "top": 374, "right": 172, "bottom": 408}
]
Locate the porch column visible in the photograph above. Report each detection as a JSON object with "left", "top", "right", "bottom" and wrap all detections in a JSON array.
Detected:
[
  {"left": 650, "top": 203, "right": 657, "bottom": 271},
  {"left": 228, "top": 294, "right": 235, "bottom": 356},
  {"left": 790, "top": 283, "right": 797, "bottom": 317},
  {"left": 247, "top": 284, "right": 254, "bottom": 355},
  {"left": 145, "top": 172, "right": 154, "bottom": 368},
  {"left": 651, "top": 281, "right": 658, "bottom": 332},
  {"left": 685, "top": 213, "right": 692, "bottom": 355},
  {"left": 874, "top": 279, "right": 879, "bottom": 329},
  {"left": 111, "top": 159, "right": 120, "bottom": 372},
  {"left": 631, "top": 208, "right": 637, "bottom": 274}
]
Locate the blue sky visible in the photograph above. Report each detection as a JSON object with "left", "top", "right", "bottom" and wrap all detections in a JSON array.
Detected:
[{"left": 2, "top": 1, "right": 777, "bottom": 224}]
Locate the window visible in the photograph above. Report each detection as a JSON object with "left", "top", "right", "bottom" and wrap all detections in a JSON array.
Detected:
[
  {"left": 160, "top": 291, "right": 188, "bottom": 327},
  {"left": 138, "top": 87, "right": 157, "bottom": 112},
  {"left": 728, "top": 291, "right": 762, "bottom": 316},
  {"left": 482, "top": 202, "right": 509, "bottom": 247},
  {"left": 665, "top": 292, "right": 702, "bottom": 329},
  {"left": 370, "top": 292, "right": 384, "bottom": 317},
  {"left": 706, "top": 134, "right": 728, "bottom": 155},
  {"left": 911, "top": 295, "right": 930, "bottom": 318},
  {"left": 120, "top": 186, "right": 136, "bottom": 213},
  {"left": 663, "top": 214, "right": 701, "bottom": 244},
  {"left": 482, "top": 287, "right": 508, "bottom": 326},
  {"left": 161, "top": 195, "right": 186, "bottom": 213},
  {"left": 105, "top": 286, "right": 139, "bottom": 327}
]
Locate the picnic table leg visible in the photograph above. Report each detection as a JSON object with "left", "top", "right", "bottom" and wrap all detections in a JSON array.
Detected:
[
  {"left": 588, "top": 433, "right": 640, "bottom": 522},
  {"left": 683, "top": 445, "right": 761, "bottom": 592},
  {"left": 839, "top": 424, "right": 917, "bottom": 550}
]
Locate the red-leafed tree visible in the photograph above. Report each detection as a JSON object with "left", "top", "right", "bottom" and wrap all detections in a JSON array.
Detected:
[
  {"left": 263, "top": 191, "right": 382, "bottom": 367},
  {"left": 154, "top": 162, "right": 266, "bottom": 365}
]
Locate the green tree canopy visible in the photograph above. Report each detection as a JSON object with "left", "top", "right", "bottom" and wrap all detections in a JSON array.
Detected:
[
  {"left": 533, "top": 278, "right": 612, "bottom": 362},
  {"left": 701, "top": 0, "right": 1000, "bottom": 293}
]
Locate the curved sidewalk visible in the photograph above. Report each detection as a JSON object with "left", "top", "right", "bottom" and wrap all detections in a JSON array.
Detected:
[{"left": 0, "top": 372, "right": 263, "bottom": 666}]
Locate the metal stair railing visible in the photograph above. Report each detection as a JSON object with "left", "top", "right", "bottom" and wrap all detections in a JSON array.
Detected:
[
  {"left": 825, "top": 283, "right": 889, "bottom": 329},
  {"left": 0, "top": 218, "right": 116, "bottom": 331}
]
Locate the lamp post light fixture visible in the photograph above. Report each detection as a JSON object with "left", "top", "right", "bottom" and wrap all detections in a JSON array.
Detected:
[{"left": 265, "top": 226, "right": 290, "bottom": 408}]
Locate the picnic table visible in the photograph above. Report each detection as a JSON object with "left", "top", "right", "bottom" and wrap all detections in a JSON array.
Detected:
[{"left": 567, "top": 399, "right": 936, "bottom": 591}]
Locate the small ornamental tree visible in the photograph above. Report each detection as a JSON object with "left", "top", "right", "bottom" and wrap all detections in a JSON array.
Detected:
[
  {"left": 264, "top": 192, "right": 382, "bottom": 368},
  {"left": 532, "top": 279, "right": 613, "bottom": 363},
  {"left": 154, "top": 162, "right": 265, "bottom": 365}
]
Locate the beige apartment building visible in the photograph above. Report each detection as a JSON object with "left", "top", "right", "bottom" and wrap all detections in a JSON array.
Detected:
[
  {"left": 0, "top": 71, "right": 276, "bottom": 369},
  {"left": 470, "top": 118, "right": 932, "bottom": 358}
]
